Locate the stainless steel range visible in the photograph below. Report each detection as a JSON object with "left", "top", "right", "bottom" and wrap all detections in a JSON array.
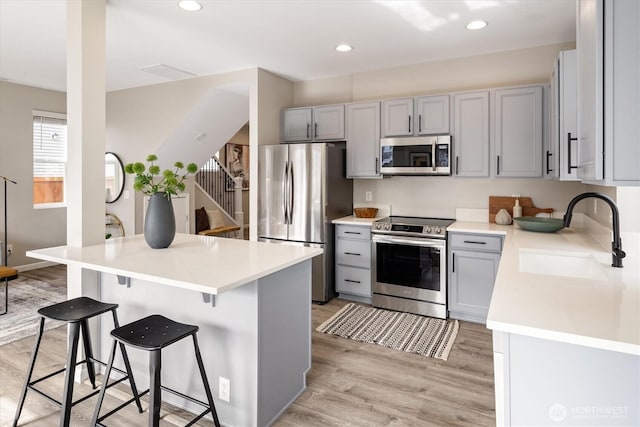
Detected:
[{"left": 371, "top": 216, "right": 455, "bottom": 319}]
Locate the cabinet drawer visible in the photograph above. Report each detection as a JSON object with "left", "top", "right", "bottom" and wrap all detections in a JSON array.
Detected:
[
  {"left": 336, "top": 225, "right": 371, "bottom": 240},
  {"left": 336, "top": 239, "right": 371, "bottom": 268},
  {"left": 449, "top": 233, "right": 502, "bottom": 252},
  {"left": 336, "top": 265, "right": 371, "bottom": 297}
]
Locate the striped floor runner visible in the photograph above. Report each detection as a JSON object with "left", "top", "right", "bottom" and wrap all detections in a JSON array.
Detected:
[{"left": 316, "top": 303, "right": 459, "bottom": 360}]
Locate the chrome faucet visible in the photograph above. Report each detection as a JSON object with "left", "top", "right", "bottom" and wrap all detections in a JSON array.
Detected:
[{"left": 563, "top": 192, "right": 626, "bottom": 268}]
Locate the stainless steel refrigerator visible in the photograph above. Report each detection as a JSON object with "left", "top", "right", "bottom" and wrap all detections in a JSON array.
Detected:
[{"left": 258, "top": 142, "right": 353, "bottom": 303}]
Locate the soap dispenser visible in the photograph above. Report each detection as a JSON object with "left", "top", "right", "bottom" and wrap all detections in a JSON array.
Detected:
[{"left": 513, "top": 197, "right": 522, "bottom": 219}]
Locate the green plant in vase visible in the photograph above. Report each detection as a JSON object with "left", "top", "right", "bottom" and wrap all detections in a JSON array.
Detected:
[
  {"left": 124, "top": 154, "right": 198, "bottom": 248},
  {"left": 124, "top": 154, "right": 198, "bottom": 198}
]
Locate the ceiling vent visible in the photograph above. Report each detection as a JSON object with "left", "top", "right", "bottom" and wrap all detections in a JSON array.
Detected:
[{"left": 140, "top": 64, "right": 197, "bottom": 80}]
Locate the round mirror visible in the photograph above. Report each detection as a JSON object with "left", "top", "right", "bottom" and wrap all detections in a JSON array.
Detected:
[{"left": 105, "top": 152, "right": 125, "bottom": 203}]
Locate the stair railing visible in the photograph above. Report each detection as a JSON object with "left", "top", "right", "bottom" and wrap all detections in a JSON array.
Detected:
[{"left": 195, "top": 156, "right": 236, "bottom": 219}]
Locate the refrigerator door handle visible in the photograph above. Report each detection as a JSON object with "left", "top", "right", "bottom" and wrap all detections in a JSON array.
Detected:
[
  {"left": 288, "top": 161, "right": 294, "bottom": 224},
  {"left": 283, "top": 160, "right": 289, "bottom": 224}
]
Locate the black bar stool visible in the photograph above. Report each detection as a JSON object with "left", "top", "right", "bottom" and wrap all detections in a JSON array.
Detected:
[
  {"left": 13, "top": 297, "right": 143, "bottom": 427},
  {"left": 92, "top": 314, "right": 221, "bottom": 427}
]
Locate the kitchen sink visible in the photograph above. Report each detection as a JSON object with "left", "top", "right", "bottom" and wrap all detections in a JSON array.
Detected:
[{"left": 519, "top": 248, "right": 607, "bottom": 280}]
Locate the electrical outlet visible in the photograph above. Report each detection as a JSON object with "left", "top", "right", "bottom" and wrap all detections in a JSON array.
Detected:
[
  {"left": 365, "top": 191, "right": 373, "bottom": 202},
  {"left": 219, "top": 377, "right": 230, "bottom": 402},
  {"left": 7, "top": 244, "right": 12, "bottom": 256}
]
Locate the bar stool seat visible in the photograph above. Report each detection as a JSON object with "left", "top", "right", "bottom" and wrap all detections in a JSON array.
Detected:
[
  {"left": 13, "top": 297, "right": 143, "bottom": 427},
  {"left": 38, "top": 296, "right": 117, "bottom": 321},
  {"left": 92, "top": 314, "right": 221, "bottom": 427},
  {"left": 0, "top": 265, "right": 18, "bottom": 316},
  {"left": 112, "top": 314, "right": 198, "bottom": 350}
]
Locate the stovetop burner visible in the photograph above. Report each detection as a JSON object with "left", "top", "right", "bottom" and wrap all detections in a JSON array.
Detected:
[{"left": 371, "top": 216, "right": 455, "bottom": 238}]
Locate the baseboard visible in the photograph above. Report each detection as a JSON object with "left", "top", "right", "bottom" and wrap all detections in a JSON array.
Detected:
[{"left": 15, "top": 260, "right": 59, "bottom": 272}]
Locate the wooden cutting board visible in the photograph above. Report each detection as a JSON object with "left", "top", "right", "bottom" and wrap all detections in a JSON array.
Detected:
[{"left": 489, "top": 196, "right": 554, "bottom": 223}]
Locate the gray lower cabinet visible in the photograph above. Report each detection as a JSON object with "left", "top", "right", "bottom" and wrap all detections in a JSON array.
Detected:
[
  {"left": 335, "top": 224, "right": 372, "bottom": 303},
  {"left": 448, "top": 232, "right": 503, "bottom": 323}
]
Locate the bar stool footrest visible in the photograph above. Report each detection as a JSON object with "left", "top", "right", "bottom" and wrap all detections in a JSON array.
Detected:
[
  {"left": 25, "top": 356, "right": 135, "bottom": 410},
  {"left": 95, "top": 388, "right": 150, "bottom": 426}
]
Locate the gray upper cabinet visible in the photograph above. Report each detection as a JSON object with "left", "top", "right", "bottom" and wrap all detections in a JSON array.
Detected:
[
  {"left": 282, "top": 105, "right": 345, "bottom": 142},
  {"left": 382, "top": 96, "right": 450, "bottom": 137},
  {"left": 381, "top": 98, "right": 414, "bottom": 137},
  {"left": 314, "top": 105, "right": 345, "bottom": 141},
  {"left": 452, "top": 91, "right": 490, "bottom": 177},
  {"left": 282, "top": 107, "right": 312, "bottom": 142},
  {"left": 416, "top": 95, "right": 449, "bottom": 135},
  {"left": 493, "top": 85, "right": 543, "bottom": 178},
  {"left": 548, "top": 49, "right": 578, "bottom": 181},
  {"left": 346, "top": 101, "right": 381, "bottom": 178},
  {"left": 577, "top": 0, "right": 640, "bottom": 185}
]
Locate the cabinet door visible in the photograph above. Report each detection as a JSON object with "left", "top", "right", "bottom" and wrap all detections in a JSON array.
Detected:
[
  {"left": 577, "top": 0, "right": 603, "bottom": 181},
  {"left": 546, "top": 58, "right": 560, "bottom": 179},
  {"left": 449, "top": 249, "right": 500, "bottom": 323},
  {"left": 314, "top": 105, "right": 345, "bottom": 141},
  {"left": 416, "top": 95, "right": 449, "bottom": 135},
  {"left": 494, "top": 86, "right": 543, "bottom": 178},
  {"left": 283, "top": 108, "right": 312, "bottom": 142},
  {"left": 453, "top": 91, "right": 490, "bottom": 177},
  {"left": 346, "top": 101, "right": 381, "bottom": 178},
  {"left": 382, "top": 98, "right": 414, "bottom": 137},
  {"left": 558, "top": 49, "right": 579, "bottom": 181}
]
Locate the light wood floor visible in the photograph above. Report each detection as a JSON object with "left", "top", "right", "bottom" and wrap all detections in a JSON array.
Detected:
[{"left": 1, "top": 266, "right": 495, "bottom": 426}]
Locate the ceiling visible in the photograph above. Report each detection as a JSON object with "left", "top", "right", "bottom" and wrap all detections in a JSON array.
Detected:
[{"left": 0, "top": 0, "right": 576, "bottom": 93}]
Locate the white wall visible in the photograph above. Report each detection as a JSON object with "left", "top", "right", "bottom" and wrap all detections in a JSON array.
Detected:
[
  {"left": 250, "top": 68, "right": 294, "bottom": 240},
  {"left": 105, "top": 69, "right": 254, "bottom": 235},
  {"left": 293, "top": 42, "right": 588, "bottom": 219},
  {"left": 0, "top": 81, "right": 67, "bottom": 267}
]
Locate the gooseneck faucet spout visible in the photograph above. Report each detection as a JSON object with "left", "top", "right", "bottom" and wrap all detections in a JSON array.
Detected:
[{"left": 563, "top": 192, "right": 626, "bottom": 268}]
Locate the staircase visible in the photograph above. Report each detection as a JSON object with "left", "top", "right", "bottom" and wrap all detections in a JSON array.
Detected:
[{"left": 195, "top": 156, "right": 242, "bottom": 227}]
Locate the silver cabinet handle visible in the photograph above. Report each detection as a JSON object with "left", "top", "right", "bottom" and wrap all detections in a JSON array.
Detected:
[
  {"left": 344, "top": 231, "right": 362, "bottom": 235},
  {"left": 315, "top": 122, "right": 318, "bottom": 139},
  {"left": 345, "top": 279, "right": 361, "bottom": 284},
  {"left": 455, "top": 156, "right": 459, "bottom": 175},
  {"left": 306, "top": 123, "right": 310, "bottom": 139},
  {"left": 419, "top": 114, "right": 422, "bottom": 133},
  {"left": 375, "top": 157, "right": 379, "bottom": 174},
  {"left": 496, "top": 155, "right": 500, "bottom": 175},
  {"left": 408, "top": 115, "right": 411, "bottom": 133},
  {"left": 344, "top": 252, "right": 361, "bottom": 256},
  {"left": 546, "top": 150, "right": 553, "bottom": 174},
  {"left": 452, "top": 253, "right": 455, "bottom": 273}
]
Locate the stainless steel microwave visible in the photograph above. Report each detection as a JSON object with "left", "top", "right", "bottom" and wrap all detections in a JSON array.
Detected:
[{"left": 380, "top": 136, "right": 451, "bottom": 176}]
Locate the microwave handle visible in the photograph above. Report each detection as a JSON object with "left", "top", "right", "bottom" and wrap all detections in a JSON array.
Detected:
[{"left": 432, "top": 143, "right": 436, "bottom": 172}]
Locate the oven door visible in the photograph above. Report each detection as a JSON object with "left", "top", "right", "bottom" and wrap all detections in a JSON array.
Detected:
[{"left": 372, "top": 234, "right": 446, "bottom": 305}]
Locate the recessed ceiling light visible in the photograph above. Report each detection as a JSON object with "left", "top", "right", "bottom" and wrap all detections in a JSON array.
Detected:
[
  {"left": 466, "top": 20, "right": 488, "bottom": 30},
  {"left": 178, "top": 1, "right": 202, "bottom": 11},
  {"left": 335, "top": 44, "right": 353, "bottom": 52}
]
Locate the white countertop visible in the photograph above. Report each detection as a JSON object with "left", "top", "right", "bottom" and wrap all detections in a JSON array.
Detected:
[
  {"left": 26, "top": 234, "right": 322, "bottom": 295},
  {"left": 449, "top": 222, "right": 640, "bottom": 355},
  {"left": 332, "top": 215, "right": 380, "bottom": 226}
]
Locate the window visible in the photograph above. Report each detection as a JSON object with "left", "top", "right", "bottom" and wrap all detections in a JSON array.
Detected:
[{"left": 33, "top": 110, "right": 67, "bottom": 207}]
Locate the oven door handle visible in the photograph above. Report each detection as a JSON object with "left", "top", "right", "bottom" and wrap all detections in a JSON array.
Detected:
[{"left": 372, "top": 235, "right": 445, "bottom": 248}]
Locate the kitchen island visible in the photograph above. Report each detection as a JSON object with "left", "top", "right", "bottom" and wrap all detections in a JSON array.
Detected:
[
  {"left": 449, "top": 222, "right": 640, "bottom": 426},
  {"left": 27, "top": 233, "right": 322, "bottom": 427}
]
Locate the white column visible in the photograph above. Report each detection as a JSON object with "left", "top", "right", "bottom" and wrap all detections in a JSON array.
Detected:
[
  {"left": 66, "top": 0, "right": 106, "bottom": 383},
  {"left": 66, "top": 0, "right": 106, "bottom": 297}
]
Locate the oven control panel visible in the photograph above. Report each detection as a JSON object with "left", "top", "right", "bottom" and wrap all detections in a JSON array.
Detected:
[{"left": 373, "top": 222, "right": 392, "bottom": 232}]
